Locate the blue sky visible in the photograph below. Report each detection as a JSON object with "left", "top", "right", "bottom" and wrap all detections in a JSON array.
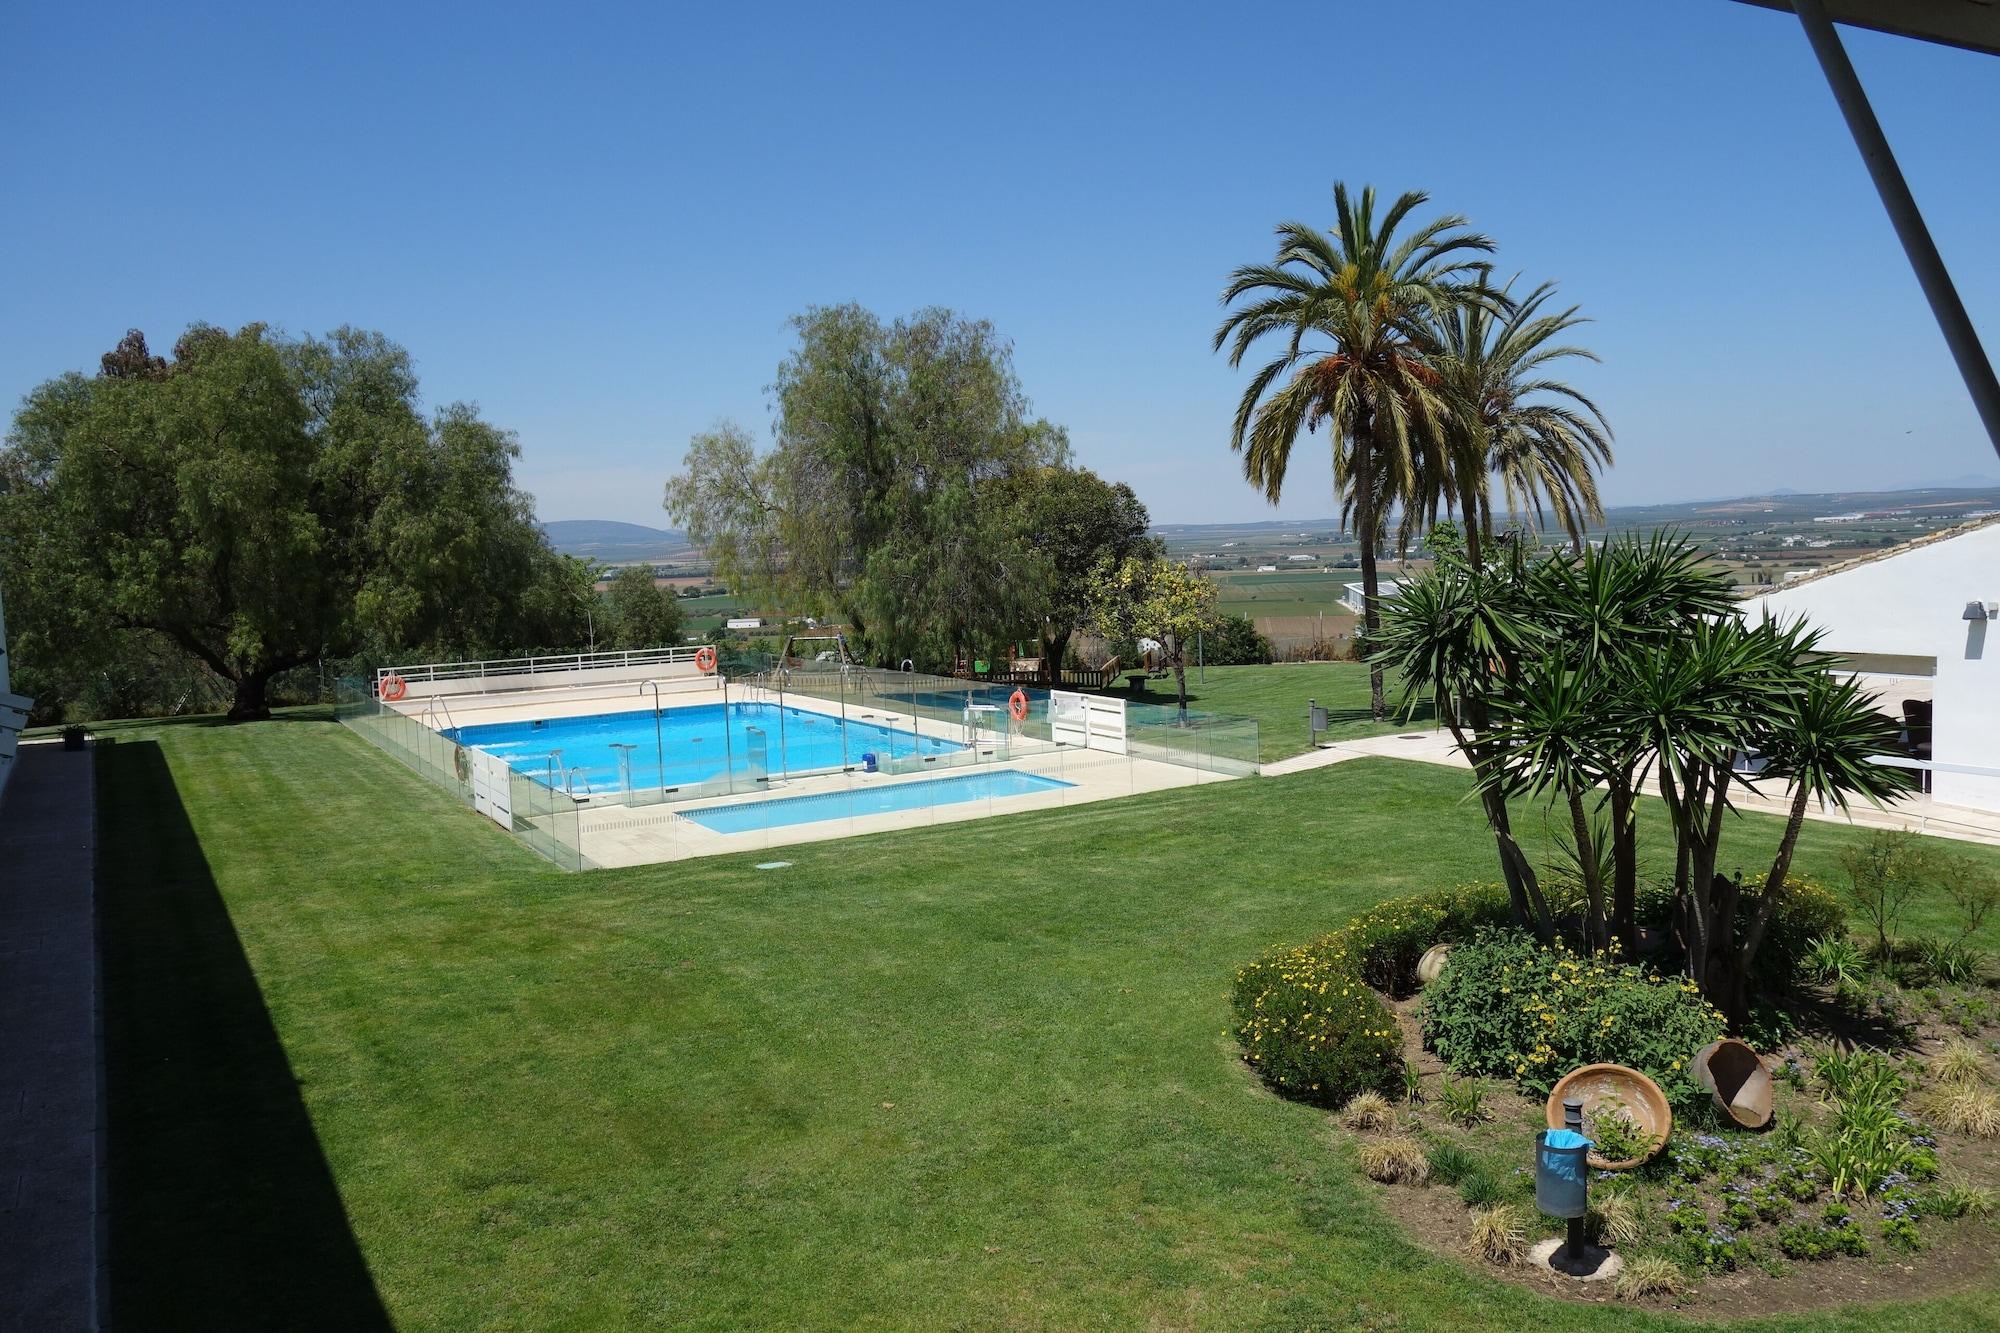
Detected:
[{"left": 5, "top": 0, "right": 1997, "bottom": 526}]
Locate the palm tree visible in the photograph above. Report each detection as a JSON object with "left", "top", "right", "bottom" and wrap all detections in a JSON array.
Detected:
[
  {"left": 1426, "top": 280, "right": 1613, "bottom": 565},
  {"left": 1215, "top": 184, "right": 1495, "bottom": 720}
]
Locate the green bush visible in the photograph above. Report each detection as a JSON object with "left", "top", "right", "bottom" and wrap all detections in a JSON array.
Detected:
[
  {"left": 1228, "top": 884, "right": 1511, "bottom": 1105},
  {"left": 1230, "top": 942, "right": 1401, "bottom": 1106},
  {"left": 1337, "top": 883, "right": 1514, "bottom": 997},
  {"left": 1421, "top": 929, "right": 1727, "bottom": 1112},
  {"left": 1749, "top": 876, "right": 1847, "bottom": 988},
  {"left": 1202, "top": 613, "right": 1274, "bottom": 666}
]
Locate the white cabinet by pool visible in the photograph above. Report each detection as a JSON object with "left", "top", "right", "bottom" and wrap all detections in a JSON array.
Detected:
[{"left": 470, "top": 748, "right": 514, "bottom": 829}]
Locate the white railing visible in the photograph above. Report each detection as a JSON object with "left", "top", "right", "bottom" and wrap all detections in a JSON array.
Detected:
[{"left": 377, "top": 646, "right": 704, "bottom": 688}]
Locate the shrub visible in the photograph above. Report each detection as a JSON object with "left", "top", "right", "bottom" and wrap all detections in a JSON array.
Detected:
[
  {"left": 1615, "top": 1255, "right": 1682, "bottom": 1301},
  {"left": 1436, "top": 1078, "right": 1488, "bottom": 1128},
  {"left": 1804, "top": 934, "right": 1865, "bottom": 989},
  {"left": 1421, "top": 929, "right": 1727, "bottom": 1111},
  {"left": 1748, "top": 877, "right": 1847, "bottom": 988},
  {"left": 1777, "top": 1204, "right": 1869, "bottom": 1260},
  {"left": 1357, "top": 1136, "right": 1429, "bottom": 1184},
  {"left": 1202, "top": 613, "right": 1273, "bottom": 666},
  {"left": 1423, "top": 1141, "right": 1476, "bottom": 1186},
  {"left": 1588, "top": 1189, "right": 1642, "bottom": 1246},
  {"left": 1232, "top": 943, "right": 1402, "bottom": 1107},
  {"left": 1230, "top": 884, "right": 1512, "bottom": 1104},
  {"left": 1338, "top": 1091, "right": 1395, "bottom": 1132},
  {"left": 1457, "top": 1171, "right": 1502, "bottom": 1208},
  {"left": 1466, "top": 1204, "right": 1527, "bottom": 1264},
  {"left": 1933, "top": 1042, "right": 1989, "bottom": 1089},
  {"left": 1913, "top": 1085, "right": 2000, "bottom": 1138},
  {"left": 1337, "top": 883, "right": 1514, "bottom": 997},
  {"left": 1589, "top": 1105, "right": 1659, "bottom": 1163}
]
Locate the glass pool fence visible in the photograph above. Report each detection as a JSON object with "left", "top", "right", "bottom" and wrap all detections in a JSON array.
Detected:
[{"left": 336, "top": 663, "right": 1258, "bottom": 868}]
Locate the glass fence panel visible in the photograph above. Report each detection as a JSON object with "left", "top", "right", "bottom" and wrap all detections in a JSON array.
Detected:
[{"left": 338, "top": 667, "right": 1257, "bottom": 869}]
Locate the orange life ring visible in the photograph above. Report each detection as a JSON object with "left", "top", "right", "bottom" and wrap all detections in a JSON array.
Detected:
[
  {"left": 1008, "top": 689, "right": 1029, "bottom": 723},
  {"left": 695, "top": 645, "right": 718, "bottom": 674},
  {"left": 380, "top": 672, "right": 408, "bottom": 702}
]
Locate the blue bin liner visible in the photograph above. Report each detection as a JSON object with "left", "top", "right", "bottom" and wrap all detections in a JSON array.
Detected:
[{"left": 1535, "top": 1128, "right": 1593, "bottom": 1218}]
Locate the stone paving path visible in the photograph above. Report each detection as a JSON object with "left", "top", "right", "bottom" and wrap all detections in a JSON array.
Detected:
[
  {"left": 1259, "top": 728, "right": 2000, "bottom": 848},
  {"left": 0, "top": 744, "right": 99, "bottom": 1332}
]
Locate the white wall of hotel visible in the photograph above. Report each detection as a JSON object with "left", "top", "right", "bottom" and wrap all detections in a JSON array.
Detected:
[{"left": 1741, "top": 519, "right": 2000, "bottom": 814}]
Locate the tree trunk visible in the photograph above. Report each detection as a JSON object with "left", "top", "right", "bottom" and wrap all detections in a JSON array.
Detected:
[
  {"left": 1701, "top": 871, "right": 1756, "bottom": 1027},
  {"left": 1171, "top": 643, "right": 1189, "bottom": 719},
  {"left": 229, "top": 667, "right": 275, "bottom": 722},
  {"left": 1610, "top": 781, "right": 1638, "bottom": 958},
  {"left": 1567, "top": 789, "right": 1607, "bottom": 953},
  {"left": 1041, "top": 626, "right": 1072, "bottom": 689},
  {"left": 1737, "top": 782, "right": 1814, "bottom": 987},
  {"left": 1460, "top": 474, "right": 1484, "bottom": 568},
  {"left": 1354, "top": 421, "right": 1386, "bottom": 722}
]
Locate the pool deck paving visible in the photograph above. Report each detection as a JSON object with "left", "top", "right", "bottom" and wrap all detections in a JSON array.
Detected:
[
  {"left": 0, "top": 742, "right": 100, "bottom": 1332},
  {"left": 1264, "top": 725, "right": 2000, "bottom": 848},
  {"left": 387, "top": 679, "right": 1243, "bottom": 867}
]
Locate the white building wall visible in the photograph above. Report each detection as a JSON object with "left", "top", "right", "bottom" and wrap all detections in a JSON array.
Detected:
[{"left": 1741, "top": 522, "right": 2000, "bottom": 813}]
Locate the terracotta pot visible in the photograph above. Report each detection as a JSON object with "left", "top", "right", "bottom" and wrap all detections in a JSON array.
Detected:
[
  {"left": 1694, "top": 1039, "right": 1774, "bottom": 1129},
  {"left": 1546, "top": 1063, "right": 1672, "bottom": 1170},
  {"left": 1416, "top": 943, "right": 1452, "bottom": 987}
]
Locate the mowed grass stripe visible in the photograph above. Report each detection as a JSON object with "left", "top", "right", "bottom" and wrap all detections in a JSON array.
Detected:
[{"left": 99, "top": 711, "right": 2000, "bottom": 1330}]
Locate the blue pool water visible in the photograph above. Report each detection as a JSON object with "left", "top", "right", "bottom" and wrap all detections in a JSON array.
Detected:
[
  {"left": 445, "top": 702, "right": 963, "bottom": 794},
  {"left": 681, "top": 769, "right": 1073, "bottom": 834}
]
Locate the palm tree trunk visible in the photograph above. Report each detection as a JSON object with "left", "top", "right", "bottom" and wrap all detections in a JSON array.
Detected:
[
  {"left": 1354, "top": 419, "right": 1386, "bottom": 722},
  {"left": 1459, "top": 472, "right": 1484, "bottom": 567}
]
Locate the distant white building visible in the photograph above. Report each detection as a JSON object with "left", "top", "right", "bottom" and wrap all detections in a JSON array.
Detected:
[
  {"left": 1742, "top": 516, "right": 2000, "bottom": 814},
  {"left": 1256, "top": 564, "right": 1278, "bottom": 573},
  {"left": 725, "top": 617, "right": 766, "bottom": 631},
  {"left": 1341, "top": 579, "right": 1404, "bottom": 614},
  {"left": 1286, "top": 553, "right": 1317, "bottom": 562}
]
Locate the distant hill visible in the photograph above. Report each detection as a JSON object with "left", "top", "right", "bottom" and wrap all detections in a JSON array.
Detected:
[{"left": 540, "top": 520, "right": 697, "bottom": 565}]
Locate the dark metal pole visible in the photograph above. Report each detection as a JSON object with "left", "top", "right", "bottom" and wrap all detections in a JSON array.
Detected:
[
  {"left": 1791, "top": 0, "right": 2000, "bottom": 460},
  {"left": 1561, "top": 1097, "right": 1587, "bottom": 1267}
]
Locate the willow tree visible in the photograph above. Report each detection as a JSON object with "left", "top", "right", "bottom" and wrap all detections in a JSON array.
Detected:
[
  {"left": 1214, "top": 184, "right": 1495, "bottom": 720},
  {"left": 0, "top": 325, "right": 581, "bottom": 720},
  {"left": 665, "top": 304, "right": 1067, "bottom": 667}
]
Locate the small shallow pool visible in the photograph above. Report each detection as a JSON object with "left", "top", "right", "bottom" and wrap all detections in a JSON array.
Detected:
[{"left": 681, "top": 769, "right": 1073, "bottom": 834}]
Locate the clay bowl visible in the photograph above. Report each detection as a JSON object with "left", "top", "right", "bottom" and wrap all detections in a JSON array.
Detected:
[
  {"left": 1694, "top": 1038, "right": 1774, "bottom": 1130},
  {"left": 1416, "top": 943, "right": 1452, "bottom": 987},
  {"left": 1546, "top": 1063, "right": 1672, "bottom": 1170}
]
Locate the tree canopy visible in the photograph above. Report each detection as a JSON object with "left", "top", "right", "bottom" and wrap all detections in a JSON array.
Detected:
[
  {"left": 604, "top": 565, "right": 685, "bottom": 649},
  {"left": 0, "top": 325, "right": 588, "bottom": 720},
  {"left": 1089, "top": 554, "right": 1218, "bottom": 716},
  {"left": 666, "top": 304, "right": 1071, "bottom": 667}
]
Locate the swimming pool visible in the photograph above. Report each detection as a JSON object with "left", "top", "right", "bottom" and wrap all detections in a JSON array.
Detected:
[
  {"left": 445, "top": 702, "right": 964, "bottom": 794},
  {"left": 680, "top": 769, "right": 1073, "bottom": 834}
]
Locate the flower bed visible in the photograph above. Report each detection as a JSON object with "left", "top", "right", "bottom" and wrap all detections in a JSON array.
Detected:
[
  {"left": 1422, "top": 929, "right": 1726, "bottom": 1111},
  {"left": 1230, "top": 885, "right": 1512, "bottom": 1105}
]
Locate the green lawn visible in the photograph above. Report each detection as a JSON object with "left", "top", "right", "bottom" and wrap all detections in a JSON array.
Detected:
[
  {"left": 1125, "top": 662, "right": 1434, "bottom": 762},
  {"left": 98, "top": 712, "right": 2000, "bottom": 1331}
]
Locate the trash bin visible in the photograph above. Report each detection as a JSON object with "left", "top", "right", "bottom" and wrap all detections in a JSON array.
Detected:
[
  {"left": 861, "top": 752, "right": 877, "bottom": 774},
  {"left": 1536, "top": 1128, "right": 1592, "bottom": 1219}
]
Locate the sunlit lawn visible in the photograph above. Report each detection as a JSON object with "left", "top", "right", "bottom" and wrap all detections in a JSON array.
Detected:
[
  {"left": 99, "top": 710, "right": 1999, "bottom": 1330},
  {"left": 1123, "top": 661, "right": 1434, "bottom": 762}
]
